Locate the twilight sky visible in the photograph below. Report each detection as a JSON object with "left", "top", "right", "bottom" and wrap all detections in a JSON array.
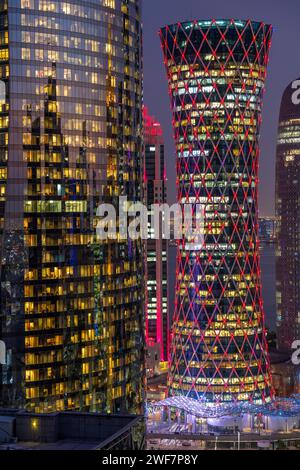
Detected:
[{"left": 143, "top": 0, "right": 300, "bottom": 216}]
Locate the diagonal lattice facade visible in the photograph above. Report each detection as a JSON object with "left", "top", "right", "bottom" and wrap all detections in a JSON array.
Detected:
[{"left": 160, "top": 19, "right": 274, "bottom": 404}]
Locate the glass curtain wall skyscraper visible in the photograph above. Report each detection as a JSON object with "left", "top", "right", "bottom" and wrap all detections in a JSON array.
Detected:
[
  {"left": 276, "top": 79, "right": 300, "bottom": 351},
  {"left": 160, "top": 19, "right": 274, "bottom": 404},
  {"left": 143, "top": 106, "right": 168, "bottom": 362},
  {"left": 0, "top": 0, "right": 144, "bottom": 414}
]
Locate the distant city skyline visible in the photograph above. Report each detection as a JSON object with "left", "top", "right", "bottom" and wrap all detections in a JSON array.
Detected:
[
  {"left": 143, "top": 0, "right": 300, "bottom": 216},
  {"left": 144, "top": 107, "right": 169, "bottom": 362}
]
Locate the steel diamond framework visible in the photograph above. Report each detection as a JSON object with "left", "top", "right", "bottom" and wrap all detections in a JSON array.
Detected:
[{"left": 160, "top": 19, "right": 274, "bottom": 404}]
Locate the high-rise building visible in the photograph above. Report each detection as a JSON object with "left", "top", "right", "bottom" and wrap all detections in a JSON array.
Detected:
[
  {"left": 160, "top": 19, "right": 274, "bottom": 404},
  {"left": 276, "top": 79, "right": 300, "bottom": 351},
  {"left": 0, "top": 0, "right": 144, "bottom": 414},
  {"left": 259, "top": 217, "right": 276, "bottom": 243},
  {"left": 143, "top": 107, "right": 168, "bottom": 363}
]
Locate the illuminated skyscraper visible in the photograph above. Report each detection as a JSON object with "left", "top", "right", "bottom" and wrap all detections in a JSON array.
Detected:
[
  {"left": 143, "top": 107, "right": 168, "bottom": 362},
  {"left": 0, "top": 0, "right": 144, "bottom": 414},
  {"left": 276, "top": 79, "right": 300, "bottom": 351},
  {"left": 160, "top": 19, "right": 274, "bottom": 404}
]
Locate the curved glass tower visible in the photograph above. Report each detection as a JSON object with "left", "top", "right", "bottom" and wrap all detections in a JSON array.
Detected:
[
  {"left": 160, "top": 19, "right": 274, "bottom": 404},
  {"left": 276, "top": 79, "right": 300, "bottom": 351},
  {"left": 0, "top": 0, "right": 144, "bottom": 414}
]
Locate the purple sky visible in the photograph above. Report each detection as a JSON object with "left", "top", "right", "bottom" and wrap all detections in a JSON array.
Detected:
[{"left": 143, "top": 0, "right": 300, "bottom": 216}]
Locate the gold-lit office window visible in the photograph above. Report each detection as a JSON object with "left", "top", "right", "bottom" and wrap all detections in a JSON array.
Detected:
[{"left": 104, "top": 0, "right": 115, "bottom": 8}]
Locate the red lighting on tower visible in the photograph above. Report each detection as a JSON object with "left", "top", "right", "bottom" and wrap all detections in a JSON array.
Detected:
[{"left": 160, "top": 19, "right": 274, "bottom": 404}]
